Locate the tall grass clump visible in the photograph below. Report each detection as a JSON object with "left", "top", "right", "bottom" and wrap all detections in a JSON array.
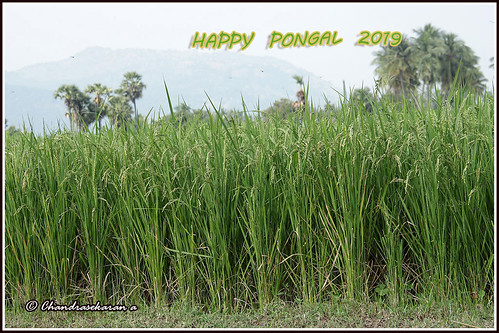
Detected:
[{"left": 5, "top": 86, "right": 494, "bottom": 312}]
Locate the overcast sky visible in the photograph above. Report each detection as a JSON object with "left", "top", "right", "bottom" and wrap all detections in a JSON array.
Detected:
[{"left": 2, "top": 2, "right": 496, "bottom": 91}]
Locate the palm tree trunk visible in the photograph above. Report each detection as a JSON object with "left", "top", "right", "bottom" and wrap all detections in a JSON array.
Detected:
[
  {"left": 421, "top": 82, "right": 426, "bottom": 106},
  {"left": 427, "top": 84, "right": 431, "bottom": 108},
  {"left": 400, "top": 74, "right": 406, "bottom": 99},
  {"left": 65, "top": 101, "right": 74, "bottom": 132},
  {"left": 133, "top": 100, "right": 138, "bottom": 127},
  {"left": 72, "top": 111, "right": 79, "bottom": 132}
]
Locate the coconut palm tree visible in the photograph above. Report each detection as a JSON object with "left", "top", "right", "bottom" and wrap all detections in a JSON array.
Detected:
[
  {"left": 118, "top": 72, "right": 146, "bottom": 127},
  {"left": 438, "top": 32, "right": 486, "bottom": 95},
  {"left": 438, "top": 32, "right": 466, "bottom": 94},
  {"left": 54, "top": 84, "right": 90, "bottom": 132},
  {"left": 174, "top": 102, "right": 193, "bottom": 125},
  {"left": 372, "top": 37, "right": 419, "bottom": 99},
  {"left": 292, "top": 75, "right": 306, "bottom": 112},
  {"left": 413, "top": 24, "right": 445, "bottom": 104},
  {"left": 85, "top": 83, "right": 112, "bottom": 130},
  {"left": 108, "top": 95, "right": 133, "bottom": 129},
  {"left": 351, "top": 87, "right": 374, "bottom": 113}
]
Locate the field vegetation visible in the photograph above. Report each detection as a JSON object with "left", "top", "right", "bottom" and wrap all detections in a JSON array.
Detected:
[
  {"left": 4, "top": 24, "right": 495, "bottom": 328},
  {"left": 5, "top": 83, "right": 494, "bottom": 313}
]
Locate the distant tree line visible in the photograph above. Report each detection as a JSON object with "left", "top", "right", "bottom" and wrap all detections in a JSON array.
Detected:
[
  {"left": 372, "top": 23, "right": 487, "bottom": 102},
  {"left": 265, "top": 24, "right": 489, "bottom": 119},
  {"left": 54, "top": 71, "right": 146, "bottom": 131},
  {"left": 4, "top": 119, "right": 21, "bottom": 136},
  {"left": 157, "top": 101, "right": 245, "bottom": 128},
  {"left": 50, "top": 25, "right": 489, "bottom": 132}
]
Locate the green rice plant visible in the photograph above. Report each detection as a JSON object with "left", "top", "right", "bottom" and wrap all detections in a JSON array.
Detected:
[
  {"left": 4, "top": 84, "right": 494, "bottom": 312},
  {"left": 5, "top": 131, "right": 82, "bottom": 306}
]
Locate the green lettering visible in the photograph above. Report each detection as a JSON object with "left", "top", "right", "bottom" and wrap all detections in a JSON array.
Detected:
[
  {"left": 331, "top": 31, "right": 343, "bottom": 45},
  {"left": 217, "top": 31, "right": 231, "bottom": 49},
  {"left": 191, "top": 32, "right": 206, "bottom": 48},
  {"left": 268, "top": 31, "right": 283, "bottom": 49},
  {"left": 229, "top": 31, "right": 242, "bottom": 49},
  {"left": 206, "top": 33, "right": 218, "bottom": 49},
  {"left": 281, "top": 33, "right": 294, "bottom": 48},
  {"left": 241, "top": 32, "right": 255, "bottom": 50},
  {"left": 308, "top": 31, "right": 320, "bottom": 46},
  {"left": 294, "top": 31, "right": 309, "bottom": 47},
  {"left": 319, "top": 31, "right": 332, "bottom": 46}
]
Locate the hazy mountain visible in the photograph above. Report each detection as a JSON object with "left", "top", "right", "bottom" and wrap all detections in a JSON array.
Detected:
[{"left": 5, "top": 47, "right": 339, "bottom": 133}]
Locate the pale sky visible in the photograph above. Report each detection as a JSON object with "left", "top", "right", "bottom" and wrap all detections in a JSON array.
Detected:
[{"left": 2, "top": 2, "right": 497, "bottom": 91}]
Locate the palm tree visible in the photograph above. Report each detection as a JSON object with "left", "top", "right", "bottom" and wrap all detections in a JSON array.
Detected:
[
  {"left": 85, "top": 83, "right": 112, "bottom": 130},
  {"left": 174, "top": 102, "right": 192, "bottom": 125},
  {"left": 372, "top": 37, "right": 419, "bottom": 99},
  {"left": 108, "top": 95, "right": 133, "bottom": 129},
  {"left": 350, "top": 87, "right": 374, "bottom": 113},
  {"left": 413, "top": 24, "right": 445, "bottom": 103},
  {"left": 438, "top": 32, "right": 486, "bottom": 95},
  {"left": 80, "top": 99, "right": 97, "bottom": 130},
  {"left": 462, "top": 65, "right": 487, "bottom": 93},
  {"left": 118, "top": 72, "right": 146, "bottom": 127},
  {"left": 293, "top": 75, "right": 304, "bottom": 88},
  {"left": 438, "top": 32, "right": 466, "bottom": 94},
  {"left": 54, "top": 84, "right": 89, "bottom": 132},
  {"left": 292, "top": 75, "right": 305, "bottom": 111}
]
